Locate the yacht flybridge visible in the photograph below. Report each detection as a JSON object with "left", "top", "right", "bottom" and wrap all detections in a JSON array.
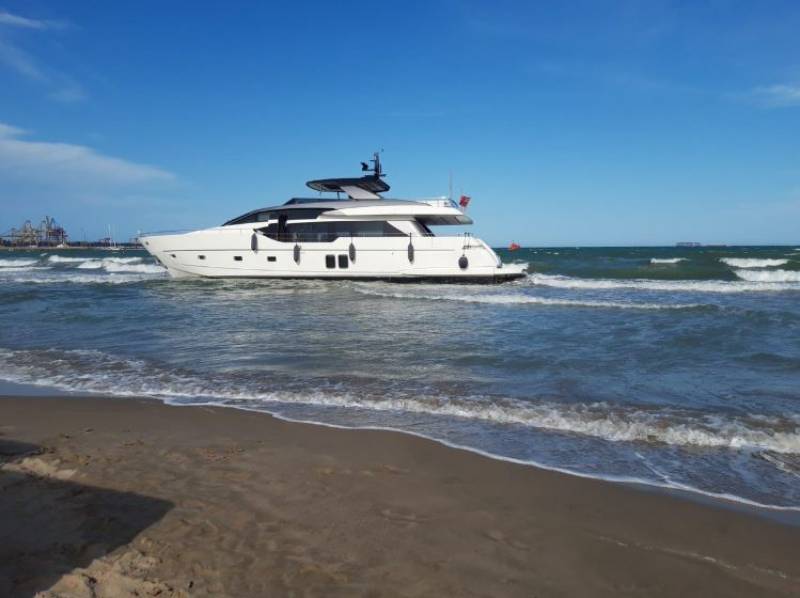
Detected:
[{"left": 140, "top": 154, "right": 527, "bottom": 282}]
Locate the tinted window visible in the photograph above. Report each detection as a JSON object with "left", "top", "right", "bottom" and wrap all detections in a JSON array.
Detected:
[
  {"left": 415, "top": 220, "right": 435, "bottom": 236},
  {"left": 325, "top": 255, "right": 335, "bottom": 268},
  {"left": 259, "top": 221, "right": 403, "bottom": 242},
  {"left": 338, "top": 255, "right": 348, "bottom": 268}
]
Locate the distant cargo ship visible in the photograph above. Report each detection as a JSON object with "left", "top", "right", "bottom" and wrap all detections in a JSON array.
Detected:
[{"left": 675, "top": 242, "right": 729, "bottom": 248}]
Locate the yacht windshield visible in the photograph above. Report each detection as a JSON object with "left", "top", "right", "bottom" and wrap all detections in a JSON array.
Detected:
[{"left": 224, "top": 208, "right": 329, "bottom": 226}]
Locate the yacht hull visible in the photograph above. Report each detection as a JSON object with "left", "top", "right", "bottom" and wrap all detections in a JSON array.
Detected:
[{"left": 140, "top": 229, "right": 527, "bottom": 283}]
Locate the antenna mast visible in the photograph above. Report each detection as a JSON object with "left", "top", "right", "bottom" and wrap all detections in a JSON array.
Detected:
[{"left": 448, "top": 171, "right": 453, "bottom": 201}]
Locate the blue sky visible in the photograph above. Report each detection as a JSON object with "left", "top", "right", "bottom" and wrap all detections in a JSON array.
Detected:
[{"left": 0, "top": 1, "right": 798, "bottom": 246}]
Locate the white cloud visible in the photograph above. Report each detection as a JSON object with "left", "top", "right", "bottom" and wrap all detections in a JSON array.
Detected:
[
  {"left": 0, "top": 38, "right": 44, "bottom": 80},
  {"left": 749, "top": 84, "right": 800, "bottom": 108},
  {"left": 0, "top": 9, "right": 80, "bottom": 101},
  {"left": 0, "top": 10, "right": 48, "bottom": 29},
  {"left": 0, "top": 122, "right": 26, "bottom": 138},
  {"left": 0, "top": 10, "right": 65, "bottom": 30},
  {"left": 0, "top": 122, "right": 175, "bottom": 188}
]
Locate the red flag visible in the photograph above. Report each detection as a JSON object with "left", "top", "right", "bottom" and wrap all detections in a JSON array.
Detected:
[{"left": 459, "top": 195, "right": 471, "bottom": 209}]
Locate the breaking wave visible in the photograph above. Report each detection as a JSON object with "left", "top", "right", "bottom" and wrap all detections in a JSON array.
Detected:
[
  {"left": 0, "top": 348, "right": 798, "bottom": 456},
  {"left": 0, "top": 254, "right": 165, "bottom": 282},
  {"left": 73, "top": 257, "right": 163, "bottom": 274},
  {"left": 47, "top": 255, "right": 90, "bottom": 263},
  {"left": 352, "top": 287, "right": 702, "bottom": 310},
  {"left": 0, "top": 272, "right": 163, "bottom": 285},
  {"left": 721, "top": 257, "right": 789, "bottom": 268},
  {"left": 104, "top": 262, "right": 164, "bottom": 274},
  {"left": 0, "top": 258, "right": 38, "bottom": 268},
  {"left": 734, "top": 269, "right": 800, "bottom": 283},
  {"left": 650, "top": 258, "right": 686, "bottom": 264},
  {"left": 527, "top": 273, "right": 800, "bottom": 293}
]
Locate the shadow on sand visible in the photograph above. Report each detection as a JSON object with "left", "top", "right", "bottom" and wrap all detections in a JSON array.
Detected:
[{"left": 0, "top": 437, "right": 173, "bottom": 597}]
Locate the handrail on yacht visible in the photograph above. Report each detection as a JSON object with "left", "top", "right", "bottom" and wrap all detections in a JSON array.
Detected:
[
  {"left": 138, "top": 229, "right": 194, "bottom": 238},
  {"left": 420, "top": 198, "right": 459, "bottom": 209}
]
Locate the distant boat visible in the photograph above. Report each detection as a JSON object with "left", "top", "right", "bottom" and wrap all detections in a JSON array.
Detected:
[
  {"left": 509, "top": 242, "right": 521, "bottom": 251},
  {"left": 107, "top": 225, "right": 123, "bottom": 252}
]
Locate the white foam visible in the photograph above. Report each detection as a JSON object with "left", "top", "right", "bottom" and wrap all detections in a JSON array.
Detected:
[
  {"left": 0, "top": 272, "right": 164, "bottom": 285},
  {"left": 720, "top": 257, "right": 788, "bottom": 268},
  {"left": 0, "top": 258, "right": 38, "bottom": 268},
  {"left": 650, "top": 258, "right": 686, "bottom": 264},
  {"left": 73, "top": 257, "right": 158, "bottom": 273},
  {"left": 734, "top": 269, "right": 800, "bottom": 283},
  {"left": 3, "top": 347, "right": 800, "bottom": 511},
  {"left": 102, "top": 256, "right": 143, "bottom": 264},
  {"left": 353, "top": 287, "right": 701, "bottom": 310},
  {"left": 0, "top": 267, "right": 50, "bottom": 273},
  {"left": 47, "top": 255, "right": 89, "bottom": 263},
  {"left": 76, "top": 260, "right": 104, "bottom": 270},
  {"left": 1, "top": 348, "right": 797, "bottom": 456},
  {"left": 191, "top": 403, "right": 800, "bottom": 512},
  {"left": 49, "top": 254, "right": 142, "bottom": 266},
  {"left": 527, "top": 273, "right": 799, "bottom": 293},
  {"left": 103, "top": 262, "right": 164, "bottom": 274}
]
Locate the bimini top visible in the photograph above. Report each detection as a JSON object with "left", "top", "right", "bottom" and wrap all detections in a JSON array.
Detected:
[
  {"left": 306, "top": 175, "right": 389, "bottom": 198},
  {"left": 222, "top": 152, "right": 472, "bottom": 225},
  {"left": 305, "top": 151, "right": 390, "bottom": 200}
]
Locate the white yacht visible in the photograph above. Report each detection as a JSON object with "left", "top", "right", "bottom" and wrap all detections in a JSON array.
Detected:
[{"left": 140, "top": 154, "right": 526, "bottom": 282}]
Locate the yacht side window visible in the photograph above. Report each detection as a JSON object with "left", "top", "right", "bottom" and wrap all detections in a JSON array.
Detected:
[
  {"left": 413, "top": 220, "right": 435, "bottom": 236},
  {"left": 257, "top": 221, "right": 404, "bottom": 242}
]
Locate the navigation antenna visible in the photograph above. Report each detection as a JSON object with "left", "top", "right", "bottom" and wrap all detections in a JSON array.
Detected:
[{"left": 360, "top": 150, "right": 385, "bottom": 179}]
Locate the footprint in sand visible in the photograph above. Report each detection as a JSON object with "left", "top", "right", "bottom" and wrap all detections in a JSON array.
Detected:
[
  {"left": 357, "top": 464, "right": 409, "bottom": 477},
  {"left": 485, "top": 529, "right": 529, "bottom": 551},
  {"left": 379, "top": 508, "right": 427, "bottom": 527}
]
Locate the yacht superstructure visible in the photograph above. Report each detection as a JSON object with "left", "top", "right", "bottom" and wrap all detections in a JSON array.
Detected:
[{"left": 140, "top": 154, "right": 526, "bottom": 282}]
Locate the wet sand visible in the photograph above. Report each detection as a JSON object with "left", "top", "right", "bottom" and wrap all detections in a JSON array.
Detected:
[{"left": 1, "top": 396, "right": 799, "bottom": 597}]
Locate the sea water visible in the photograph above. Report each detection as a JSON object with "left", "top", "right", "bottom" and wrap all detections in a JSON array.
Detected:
[{"left": 0, "top": 246, "right": 799, "bottom": 510}]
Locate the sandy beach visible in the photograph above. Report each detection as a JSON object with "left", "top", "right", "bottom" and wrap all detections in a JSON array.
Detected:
[{"left": 1, "top": 396, "right": 799, "bottom": 597}]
